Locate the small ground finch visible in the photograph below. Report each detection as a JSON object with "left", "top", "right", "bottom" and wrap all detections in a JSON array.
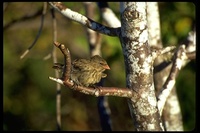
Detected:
[{"left": 53, "top": 55, "right": 110, "bottom": 87}]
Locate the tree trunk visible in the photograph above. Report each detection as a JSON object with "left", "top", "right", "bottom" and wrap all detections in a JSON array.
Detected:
[{"left": 119, "top": 2, "right": 164, "bottom": 131}]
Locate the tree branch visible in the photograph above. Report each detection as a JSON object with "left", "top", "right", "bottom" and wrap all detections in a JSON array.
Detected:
[
  {"left": 49, "top": 42, "right": 133, "bottom": 98},
  {"left": 157, "top": 45, "right": 188, "bottom": 115},
  {"left": 153, "top": 29, "right": 196, "bottom": 74},
  {"left": 147, "top": 2, "right": 162, "bottom": 48},
  {"left": 49, "top": 76, "right": 133, "bottom": 98},
  {"left": 53, "top": 42, "right": 71, "bottom": 81},
  {"left": 83, "top": 2, "right": 102, "bottom": 56},
  {"left": 97, "top": 2, "right": 121, "bottom": 27},
  {"left": 48, "top": 8, "right": 62, "bottom": 131},
  {"left": 119, "top": 2, "right": 164, "bottom": 131},
  {"left": 49, "top": 2, "right": 121, "bottom": 37}
]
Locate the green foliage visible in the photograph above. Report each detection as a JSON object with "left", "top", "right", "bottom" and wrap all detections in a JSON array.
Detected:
[
  {"left": 3, "top": 2, "right": 195, "bottom": 131},
  {"left": 176, "top": 61, "right": 196, "bottom": 131},
  {"left": 159, "top": 2, "right": 195, "bottom": 45}
]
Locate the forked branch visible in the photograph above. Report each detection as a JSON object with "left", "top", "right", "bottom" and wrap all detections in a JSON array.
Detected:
[
  {"left": 49, "top": 42, "right": 133, "bottom": 98},
  {"left": 157, "top": 45, "right": 188, "bottom": 115}
]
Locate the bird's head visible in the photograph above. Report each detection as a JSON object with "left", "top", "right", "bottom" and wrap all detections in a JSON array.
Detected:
[{"left": 91, "top": 55, "right": 110, "bottom": 70}]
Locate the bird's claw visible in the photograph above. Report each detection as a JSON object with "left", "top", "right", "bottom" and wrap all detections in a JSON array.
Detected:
[{"left": 71, "top": 81, "right": 79, "bottom": 89}]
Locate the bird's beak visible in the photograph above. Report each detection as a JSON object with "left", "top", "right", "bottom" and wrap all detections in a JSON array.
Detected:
[{"left": 104, "top": 65, "right": 110, "bottom": 70}]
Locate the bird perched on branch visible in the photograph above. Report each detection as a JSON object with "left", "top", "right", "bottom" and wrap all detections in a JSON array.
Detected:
[{"left": 53, "top": 55, "right": 110, "bottom": 87}]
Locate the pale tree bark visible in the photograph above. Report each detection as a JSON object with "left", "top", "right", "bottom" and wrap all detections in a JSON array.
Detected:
[
  {"left": 48, "top": 2, "right": 195, "bottom": 131},
  {"left": 146, "top": 2, "right": 183, "bottom": 131},
  {"left": 119, "top": 2, "right": 164, "bottom": 131}
]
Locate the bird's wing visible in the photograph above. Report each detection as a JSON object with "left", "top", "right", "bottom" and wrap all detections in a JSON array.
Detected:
[
  {"left": 52, "top": 63, "right": 64, "bottom": 72},
  {"left": 72, "top": 59, "right": 90, "bottom": 70}
]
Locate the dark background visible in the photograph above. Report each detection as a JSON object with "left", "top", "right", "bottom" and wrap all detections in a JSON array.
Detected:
[{"left": 3, "top": 2, "right": 195, "bottom": 131}]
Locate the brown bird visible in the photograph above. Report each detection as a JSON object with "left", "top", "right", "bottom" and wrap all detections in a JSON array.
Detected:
[{"left": 53, "top": 55, "right": 110, "bottom": 87}]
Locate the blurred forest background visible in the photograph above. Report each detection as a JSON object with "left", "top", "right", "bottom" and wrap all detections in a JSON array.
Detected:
[{"left": 3, "top": 2, "right": 195, "bottom": 131}]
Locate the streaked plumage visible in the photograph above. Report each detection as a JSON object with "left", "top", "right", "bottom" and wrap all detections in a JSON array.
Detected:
[{"left": 53, "top": 55, "right": 110, "bottom": 87}]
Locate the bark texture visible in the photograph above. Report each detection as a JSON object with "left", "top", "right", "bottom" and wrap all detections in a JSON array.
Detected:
[{"left": 119, "top": 2, "right": 164, "bottom": 131}]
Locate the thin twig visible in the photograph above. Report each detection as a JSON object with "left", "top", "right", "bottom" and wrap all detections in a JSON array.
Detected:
[
  {"left": 20, "top": 2, "right": 47, "bottom": 59},
  {"left": 50, "top": 7, "right": 62, "bottom": 131},
  {"left": 151, "top": 46, "right": 176, "bottom": 61}
]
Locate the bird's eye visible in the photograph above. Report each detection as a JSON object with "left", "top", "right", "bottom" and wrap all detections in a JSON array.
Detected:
[{"left": 99, "top": 62, "right": 104, "bottom": 65}]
